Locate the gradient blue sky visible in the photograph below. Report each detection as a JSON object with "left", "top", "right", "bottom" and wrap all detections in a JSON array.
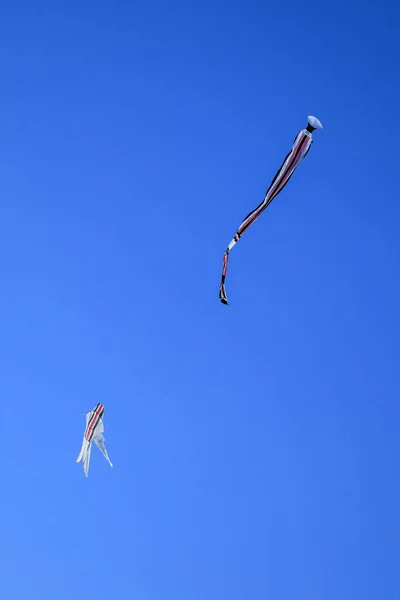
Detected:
[{"left": 1, "top": 1, "right": 399, "bottom": 599}]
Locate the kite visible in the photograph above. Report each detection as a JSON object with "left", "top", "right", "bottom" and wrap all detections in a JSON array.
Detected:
[
  {"left": 219, "top": 115, "right": 323, "bottom": 305},
  {"left": 76, "top": 403, "right": 113, "bottom": 477}
]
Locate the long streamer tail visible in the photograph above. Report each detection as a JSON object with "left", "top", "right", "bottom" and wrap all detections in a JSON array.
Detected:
[
  {"left": 94, "top": 434, "right": 113, "bottom": 468},
  {"left": 76, "top": 438, "right": 92, "bottom": 477}
]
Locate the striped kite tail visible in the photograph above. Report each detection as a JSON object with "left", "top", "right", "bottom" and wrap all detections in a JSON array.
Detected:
[
  {"left": 219, "top": 250, "right": 229, "bottom": 305},
  {"left": 219, "top": 236, "right": 238, "bottom": 305}
]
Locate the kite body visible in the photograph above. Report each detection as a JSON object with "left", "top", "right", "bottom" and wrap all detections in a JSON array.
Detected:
[
  {"left": 76, "top": 403, "right": 113, "bottom": 477},
  {"left": 219, "top": 115, "right": 323, "bottom": 305}
]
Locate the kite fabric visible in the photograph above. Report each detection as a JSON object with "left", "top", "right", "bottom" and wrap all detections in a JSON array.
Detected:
[
  {"left": 76, "top": 403, "right": 113, "bottom": 477},
  {"left": 219, "top": 115, "right": 323, "bottom": 305}
]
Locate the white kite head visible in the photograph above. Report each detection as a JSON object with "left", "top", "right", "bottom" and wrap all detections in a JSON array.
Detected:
[{"left": 307, "top": 115, "right": 323, "bottom": 130}]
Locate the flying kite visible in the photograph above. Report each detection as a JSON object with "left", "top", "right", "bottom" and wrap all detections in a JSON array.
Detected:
[
  {"left": 219, "top": 115, "right": 323, "bottom": 305},
  {"left": 76, "top": 403, "right": 113, "bottom": 477}
]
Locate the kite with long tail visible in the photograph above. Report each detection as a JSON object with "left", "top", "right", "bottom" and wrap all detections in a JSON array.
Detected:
[{"left": 219, "top": 115, "right": 323, "bottom": 304}]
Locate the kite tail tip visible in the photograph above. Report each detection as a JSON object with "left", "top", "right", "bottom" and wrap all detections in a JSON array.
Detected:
[{"left": 219, "top": 284, "right": 229, "bottom": 305}]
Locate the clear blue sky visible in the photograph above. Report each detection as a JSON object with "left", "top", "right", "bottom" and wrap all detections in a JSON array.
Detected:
[{"left": 1, "top": 1, "right": 399, "bottom": 599}]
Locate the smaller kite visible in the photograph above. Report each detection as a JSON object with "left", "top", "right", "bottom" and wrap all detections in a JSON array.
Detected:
[
  {"left": 219, "top": 115, "right": 323, "bottom": 305},
  {"left": 76, "top": 403, "right": 113, "bottom": 477}
]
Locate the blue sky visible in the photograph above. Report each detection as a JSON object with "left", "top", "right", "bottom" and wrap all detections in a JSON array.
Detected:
[{"left": 0, "top": 1, "right": 399, "bottom": 598}]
